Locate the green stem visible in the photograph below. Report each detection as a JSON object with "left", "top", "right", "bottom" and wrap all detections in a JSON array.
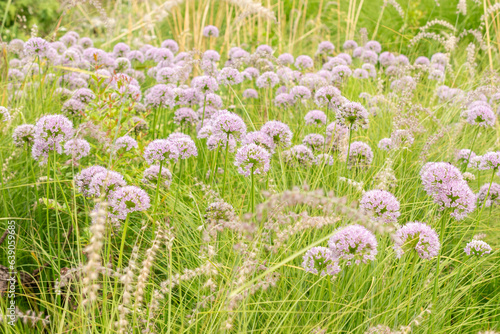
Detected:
[
  {"left": 153, "top": 161, "right": 163, "bottom": 214},
  {"left": 222, "top": 134, "right": 230, "bottom": 197}
]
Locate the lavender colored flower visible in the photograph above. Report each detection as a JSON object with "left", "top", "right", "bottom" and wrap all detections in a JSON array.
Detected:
[
  {"left": 0, "top": 106, "right": 11, "bottom": 122},
  {"left": 64, "top": 138, "right": 90, "bottom": 161},
  {"left": 127, "top": 50, "right": 145, "bottom": 63},
  {"left": 277, "top": 53, "right": 294, "bottom": 65},
  {"left": 256, "top": 44, "right": 273, "bottom": 54},
  {"left": 234, "top": 144, "right": 271, "bottom": 177},
  {"left": 394, "top": 222, "right": 440, "bottom": 260},
  {"left": 464, "top": 240, "right": 492, "bottom": 257},
  {"left": 362, "top": 63, "right": 377, "bottom": 78},
  {"left": 477, "top": 182, "right": 500, "bottom": 207},
  {"left": 203, "top": 25, "right": 219, "bottom": 37},
  {"left": 213, "top": 112, "right": 247, "bottom": 139},
  {"left": 153, "top": 48, "right": 174, "bottom": 63},
  {"left": 302, "top": 247, "right": 341, "bottom": 276},
  {"left": 114, "top": 135, "right": 138, "bottom": 151},
  {"left": 343, "top": 40, "right": 358, "bottom": 50},
  {"left": 218, "top": 67, "right": 243, "bottom": 86},
  {"left": 290, "top": 85, "right": 312, "bottom": 102},
  {"left": 113, "top": 42, "right": 130, "bottom": 57},
  {"left": 156, "top": 67, "right": 178, "bottom": 84},
  {"left": 283, "top": 144, "right": 315, "bottom": 166},
  {"left": 142, "top": 165, "right": 173, "bottom": 188},
  {"left": 465, "top": 105, "right": 497, "bottom": 127},
  {"left": 420, "top": 162, "right": 464, "bottom": 196},
  {"left": 75, "top": 166, "right": 108, "bottom": 197},
  {"left": 317, "top": 41, "right": 335, "bottom": 55},
  {"left": 361, "top": 50, "right": 378, "bottom": 64},
  {"left": 24, "top": 37, "right": 49, "bottom": 57},
  {"left": 478, "top": 151, "right": 500, "bottom": 170},
  {"left": 365, "top": 41, "right": 382, "bottom": 53},
  {"left": 433, "top": 180, "right": 476, "bottom": 220},
  {"left": 303, "top": 134, "right": 325, "bottom": 151},
  {"left": 108, "top": 186, "right": 151, "bottom": 221},
  {"left": 206, "top": 133, "right": 237, "bottom": 152},
  {"left": 295, "top": 55, "right": 314, "bottom": 70},
  {"left": 326, "top": 122, "right": 349, "bottom": 148},
  {"left": 315, "top": 153, "right": 334, "bottom": 166},
  {"left": 304, "top": 110, "right": 327, "bottom": 127},
  {"left": 12, "top": 124, "right": 36, "bottom": 147},
  {"left": 62, "top": 99, "right": 87, "bottom": 117},
  {"left": 378, "top": 51, "right": 395, "bottom": 67},
  {"left": 328, "top": 224, "right": 378, "bottom": 265},
  {"left": 144, "top": 139, "right": 180, "bottom": 164},
  {"left": 192, "top": 75, "right": 219, "bottom": 94},
  {"left": 415, "top": 56, "right": 430, "bottom": 66},
  {"left": 456, "top": 149, "right": 476, "bottom": 167},
  {"left": 261, "top": 120, "right": 293, "bottom": 148},
  {"left": 256, "top": 71, "right": 280, "bottom": 88},
  {"left": 241, "top": 67, "right": 260, "bottom": 80},
  {"left": 174, "top": 107, "right": 198, "bottom": 126},
  {"left": 390, "top": 129, "right": 414, "bottom": 149},
  {"left": 378, "top": 138, "right": 392, "bottom": 151},
  {"left": 242, "top": 131, "right": 276, "bottom": 152},
  {"left": 347, "top": 141, "right": 373, "bottom": 168},
  {"left": 87, "top": 170, "right": 127, "bottom": 198},
  {"left": 203, "top": 93, "right": 223, "bottom": 108},
  {"left": 145, "top": 84, "right": 174, "bottom": 108},
  {"left": 337, "top": 102, "right": 369, "bottom": 130},
  {"left": 32, "top": 114, "right": 74, "bottom": 163},
  {"left": 360, "top": 190, "right": 401, "bottom": 223},
  {"left": 323, "top": 57, "right": 348, "bottom": 70},
  {"left": 274, "top": 93, "right": 294, "bottom": 108},
  {"left": 167, "top": 132, "right": 198, "bottom": 159},
  {"left": 161, "top": 39, "right": 179, "bottom": 54},
  {"left": 203, "top": 50, "right": 220, "bottom": 63},
  {"left": 243, "top": 89, "right": 258, "bottom": 99},
  {"left": 353, "top": 68, "right": 369, "bottom": 79},
  {"left": 314, "top": 86, "right": 342, "bottom": 110},
  {"left": 331, "top": 65, "right": 352, "bottom": 81}
]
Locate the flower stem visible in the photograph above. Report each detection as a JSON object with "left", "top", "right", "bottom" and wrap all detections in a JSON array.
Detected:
[{"left": 222, "top": 134, "right": 230, "bottom": 197}]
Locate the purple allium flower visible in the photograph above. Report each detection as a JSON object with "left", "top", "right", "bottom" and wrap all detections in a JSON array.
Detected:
[
  {"left": 343, "top": 40, "right": 358, "bottom": 50},
  {"left": 302, "top": 247, "right": 341, "bottom": 276},
  {"left": 464, "top": 240, "right": 492, "bottom": 257},
  {"left": 331, "top": 65, "right": 352, "bottom": 81},
  {"left": 174, "top": 107, "right": 198, "bottom": 126},
  {"left": 153, "top": 48, "right": 174, "bottom": 63},
  {"left": 242, "top": 131, "right": 276, "bottom": 153},
  {"left": 114, "top": 135, "right": 138, "bottom": 151},
  {"left": 378, "top": 138, "right": 392, "bottom": 151},
  {"left": 145, "top": 84, "right": 174, "bottom": 108},
  {"left": 144, "top": 139, "right": 180, "bottom": 164},
  {"left": 217, "top": 67, "right": 243, "bottom": 86},
  {"left": 325, "top": 121, "right": 349, "bottom": 148},
  {"left": 72, "top": 88, "right": 95, "bottom": 104},
  {"left": 314, "top": 86, "right": 342, "bottom": 110},
  {"left": 361, "top": 50, "right": 378, "bottom": 65},
  {"left": 328, "top": 224, "right": 378, "bottom": 265},
  {"left": 203, "top": 25, "right": 219, "bottom": 37},
  {"left": 203, "top": 93, "right": 223, "bottom": 108},
  {"left": 108, "top": 186, "right": 151, "bottom": 221},
  {"left": 420, "top": 162, "right": 464, "bottom": 196},
  {"left": 156, "top": 67, "right": 178, "bottom": 84},
  {"left": 178, "top": 88, "right": 201, "bottom": 106},
  {"left": 337, "top": 53, "right": 353, "bottom": 65},
  {"left": 127, "top": 50, "right": 145, "bottom": 63},
  {"left": 456, "top": 149, "right": 476, "bottom": 167},
  {"left": 431, "top": 52, "right": 448, "bottom": 67},
  {"left": 362, "top": 63, "right": 377, "bottom": 78},
  {"left": 79, "top": 37, "right": 93, "bottom": 48},
  {"left": 289, "top": 85, "right": 312, "bottom": 102},
  {"left": 353, "top": 47, "right": 364, "bottom": 58},
  {"left": 256, "top": 71, "right": 280, "bottom": 88},
  {"left": 277, "top": 53, "right": 294, "bottom": 65},
  {"left": 283, "top": 144, "right": 315, "bottom": 166},
  {"left": 75, "top": 166, "right": 108, "bottom": 197},
  {"left": 465, "top": 105, "right": 497, "bottom": 127},
  {"left": 114, "top": 57, "right": 132, "bottom": 72},
  {"left": 337, "top": 102, "right": 369, "bottom": 130},
  {"left": 113, "top": 42, "right": 130, "bottom": 57},
  {"left": 360, "top": 190, "right": 400, "bottom": 223},
  {"left": 241, "top": 67, "right": 260, "bottom": 80},
  {"left": 433, "top": 181, "right": 476, "bottom": 220},
  {"left": 203, "top": 50, "right": 220, "bottom": 62},
  {"left": 478, "top": 151, "right": 500, "bottom": 170},
  {"left": 477, "top": 182, "right": 500, "bottom": 207},
  {"left": 315, "top": 153, "right": 334, "bottom": 166},
  {"left": 274, "top": 93, "right": 294, "bottom": 108},
  {"left": 213, "top": 112, "right": 247, "bottom": 139},
  {"left": 365, "top": 40, "right": 382, "bottom": 53},
  {"left": 261, "top": 120, "right": 293, "bottom": 148},
  {"left": 317, "top": 41, "right": 335, "bottom": 54},
  {"left": 142, "top": 165, "right": 173, "bottom": 188},
  {"left": 390, "top": 129, "right": 414, "bottom": 149},
  {"left": 64, "top": 138, "right": 90, "bottom": 161},
  {"left": 394, "top": 222, "right": 440, "bottom": 260},
  {"left": 378, "top": 51, "right": 395, "bottom": 67},
  {"left": 303, "top": 133, "right": 325, "bottom": 151},
  {"left": 167, "top": 132, "right": 198, "bottom": 159},
  {"left": 353, "top": 68, "right": 369, "bottom": 79},
  {"left": 243, "top": 89, "right": 258, "bottom": 99},
  {"left": 415, "top": 56, "right": 430, "bottom": 66},
  {"left": 295, "top": 55, "right": 314, "bottom": 70},
  {"left": 304, "top": 110, "right": 327, "bottom": 127},
  {"left": 24, "top": 37, "right": 49, "bottom": 57},
  {"left": 234, "top": 143, "right": 271, "bottom": 177},
  {"left": 0, "top": 106, "right": 11, "bottom": 122},
  {"left": 32, "top": 114, "right": 74, "bottom": 163},
  {"left": 206, "top": 133, "right": 237, "bottom": 152},
  {"left": 192, "top": 75, "right": 219, "bottom": 94},
  {"left": 347, "top": 141, "right": 373, "bottom": 168},
  {"left": 12, "top": 124, "right": 36, "bottom": 147},
  {"left": 161, "top": 39, "right": 179, "bottom": 53},
  {"left": 256, "top": 44, "right": 273, "bottom": 54},
  {"left": 87, "top": 170, "right": 127, "bottom": 198}
]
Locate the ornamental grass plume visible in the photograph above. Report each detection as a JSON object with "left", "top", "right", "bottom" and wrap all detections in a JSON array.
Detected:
[
  {"left": 302, "top": 246, "right": 341, "bottom": 276},
  {"left": 328, "top": 224, "right": 378, "bottom": 265},
  {"left": 393, "top": 222, "right": 440, "bottom": 260}
]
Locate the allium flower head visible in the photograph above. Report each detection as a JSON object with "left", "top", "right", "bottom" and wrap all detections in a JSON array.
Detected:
[
  {"left": 347, "top": 141, "right": 373, "bottom": 168},
  {"left": 326, "top": 122, "right": 349, "bottom": 148},
  {"left": 161, "top": 39, "right": 179, "bottom": 53},
  {"left": 62, "top": 99, "right": 86, "bottom": 117},
  {"left": 315, "top": 153, "right": 334, "bottom": 166},
  {"left": 420, "top": 162, "right": 463, "bottom": 196},
  {"left": 289, "top": 85, "right": 312, "bottom": 102},
  {"left": 456, "top": 149, "right": 476, "bottom": 167},
  {"left": 113, "top": 42, "right": 130, "bottom": 57},
  {"left": 142, "top": 165, "right": 173, "bottom": 188},
  {"left": 302, "top": 247, "right": 341, "bottom": 276},
  {"left": 328, "top": 224, "right": 378, "bottom": 265},
  {"left": 314, "top": 86, "right": 342, "bottom": 110},
  {"left": 73, "top": 88, "right": 96, "bottom": 104},
  {"left": 203, "top": 25, "right": 219, "bottom": 37},
  {"left": 331, "top": 65, "right": 352, "bottom": 81},
  {"left": 378, "top": 51, "right": 395, "bottom": 67},
  {"left": 217, "top": 67, "right": 243, "bottom": 86},
  {"left": 390, "top": 129, "right": 414, "bottom": 149},
  {"left": 277, "top": 53, "right": 294, "bottom": 65},
  {"left": 274, "top": 93, "right": 293, "bottom": 108},
  {"left": 464, "top": 240, "right": 492, "bottom": 257},
  {"left": 213, "top": 113, "right": 247, "bottom": 139},
  {"left": 304, "top": 110, "right": 327, "bottom": 127},
  {"left": 64, "top": 138, "right": 91, "bottom": 161},
  {"left": 478, "top": 151, "right": 500, "bottom": 170},
  {"left": 295, "top": 55, "right": 314, "bottom": 70},
  {"left": 337, "top": 102, "right": 369, "bottom": 130},
  {"left": 13, "top": 124, "right": 36, "bottom": 147},
  {"left": 360, "top": 190, "right": 401, "bottom": 223},
  {"left": 75, "top": 166, "right": 108, "bottom": 197},
  {"left": 0, "top": 106, "right": 11, "bottom": 123},
  {"left": 303, "top": 134, "right": 325, "bottom": 151},
  {"left": 32, "top": 114, "right": 74, "bottom": 162},
  {"left": 353, "top": 68, "right": 369, "bottom": 79},
  {"left": 108, "top": 186, "right": 151, "bottom": 221},
  {"left": 378, "top": 138, "right": 392, "bottom": 151},
  {"left": 24, "top": 37, "right": 49, "bottom": 57},
  {"left": 243, "top": 89, "right": 258, "bottom": 99},
  {"left": 144, "top": 139, "right": 180, "bottom": 164},
  {"left": 283, "top": 144, "right": 315, "bottom": 166},
  {"left": 261, "top": 120, "right": 293, "bottom": 148},
  {"left": 114, "top": 135, "right": 138, "bottom": 151},
  {"left": 433, "top": 180, "right": 476, "bottom": 220},
  {"left": 167, "top": 132, "right": 198, "bottom": 159},
  {"left": 256, "top": 71, "right": 280, "bottom": 88},
  {"left": 365, "top": 40, "right": 382, "bottom": 53},
  {"left": 317, "top": 41, "right": 335, "bottom": 54},
  {"left": 174, "top": 107, "right": 198, "bottom": 126},
  {"left": 242, "top": 131, "right": 276, "bottom": 152},
  {"left": 234, "top": 144, "right": 271, "bottom": 177},
  {"left": 393, "top": 222, "right": 440, "bottom": 260},
  {"left": 192, "top": 75, "right": 219, "bottom": 94},
  {"left": 88, "top": 171, "right": 127, "bottom": 198},
  {"left": 477, "top": 182, "right": 500, "bottom": 207},
  {"left": 343, "top": 40, "right": 358, "bottom": 50},
  {"left": 465, "top": 105, "right": 496, "bottom": 127}
]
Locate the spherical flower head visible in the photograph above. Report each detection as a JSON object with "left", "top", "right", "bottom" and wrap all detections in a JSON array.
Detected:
[
  {"left": 256, "top": 71, "right": 280, "bottom": 88},
  {"left": 347, "top": 141, "right": 373, "bottom": 168},
  {"left": 295, "top": 55, "right": 314, "bottom": 70},
  {"left": 64, "top": 138, "right": 90, "bottom": 161},
  {"left": 24, "top": 37, "right": 49, "bottom": 57},
  {"left": 337, "top": 102, "right": 369, "bottom": 130},
  {"left": 314, "top": 86, "right": 342, "bottom": 109},
  {"left": 88, "top": 171, "right": 127, "bottom": 198},
  {"left": 378, "top": 138, "right": 392, "bottom": 151},
  {"left": 153, "top": 47, "right": 174, "bottom": 63},
  {"left": 303, "top": 134, "right": 325, "bottom": 151},
  {"left": 261, "top": 120, "right": 293, "bottom": 148},
  {"left": 256, "top": 44, "right": 273, "bottom": 54},
  {"left": 464, "top": 240, "right": 492, "bottom": 257},
  {"left": 331, "top": 65, "right": 352, "bottom": 82},
  {"left": 393, "top": 222, "right": 440, "bottom": 260},
  {"left": 242, "top": 131, "right": 276, "bottom": 153},
  {"left": 415, "top": 56, "right": 430, "bottom": 66},
  {"left": 478, "top": 151, "right": 500, "bottom": 170},
  {"left": 13, "top": 124, "right": 36, "bottom": 147},
  {"left": 315, "top": 153, "right": 334, "bottom": 166},
  {"left": 113, "top": 42, "right": 130, "bottom": 57},
  {"left": 283, "top": 144, "right": 315, "bottom": 166},
  {"left": 455, "top": 149, "right": 476, "bottom": 167},
  {"left": 365, "top": 40, "right": 382, "bottom": 53},
  {"left": 206, "top": 133, "right": 237, "bottom": 152},
  {"left": 326, "top": 122, "right": 349, "bottom": 147},
  {"left": 304, "top": 110, "right": 327, "bottom": 127},
  {"left": 234, "top": 144, "right": 271, "bottom": 177},
  {"left": 277, "top": 53, "right": 294, "bottom": 65},
  {"left": 114, "top": 135, "right": 138, "bottom": 151},
  {"left": 192, "top": 75, "right": 219, "bottom": 94},
  {"left": 343, "top": 40, "right": 358, "bottom": 50},
  {"left": 75, "top": 166, "right": 107, "bottom": 197},
  {"left": 156, "top": 67, "right": 178, "bottom": 84},
  {"left": 174, "top": 107, "right": 198, "bottom": 126},
  {"left": 390, "top": 129, "right": 414, "bottom": 149},
  {"left": 290, "top": 85, "right": 312, "bottom": 102},
  {"left": 378, "top": 51, "right": 395, "bottom": 67},
  {"left": 361, "top": 50, "right": 378, "bottom": 65},
  {"left": 466, "top": 105, "right": 496, "bottom": 127},
  {"left": 127, "top": 50, "right": 145, "bottom": 63},
  {"left": 274, "top": 93, "right": 294, "bottom": 108},
  {"left": 142, "top": 165, "right": 173, "bottom": 188},
  {"left": 433, "top": 180, "right": 476, "bottom": 220},
  {"left": 144, "top": 139, "right": 180, "bottom": 164},
  {"left": 360, "top": 190, "right": 401, "bottom": 223},
  {"left": 242, "top": 67, "right": 260, "bottom": 80},
  {"left": 328, "top": 224, "right": 378, "bottom": 265},
  {"left": 62, "top": 99, "right": 87, "bottom": 117},
  {"left": 243, "top": 89, "right": 258, "bottom": 99},
  {"left": 34, "top": 114, "right": 74, "bottom": 151},
  {"left": 213, "top": 113, "right": 247, "bottom": 139},
  {"left": 317, "top": 41, "right": 335, "bottom": 55},
  {"left": 302, "top": 247, "right": 341, "bottom": 276},
  {"left": 167, "top": 132, "right": 198, "bottom": 159},
  {"left": 0, "top": 106, "right": 12, "bottom": 123},
  {"left": 203, "top": 25, "right": 219, "bottom": 37},
  {"left": 477, "top": 182, "right": 500, "bottom": 207},
  {"left": 72, "top": 88, "right": 95, "bottom": 104},
  {"left": 420, "top": 162, "right": 464, "bottom": 196},
  {"left": 217, "top": 67, "right": 243, "bottom": 86},
  {"left": 145, "top": 84, "right": 174, "bottom": 108},
  {"left": 362, "top": 63, "right": 377, "bottom": 78},
  {"left": 108, "top": 186, "right": 151, "bottom": 221},
  {"left": 161, "top": 39, "right": 179, "bottom": 54},
  {"left": 353, "top": 68, "right": 369, "bottom": 79}
]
